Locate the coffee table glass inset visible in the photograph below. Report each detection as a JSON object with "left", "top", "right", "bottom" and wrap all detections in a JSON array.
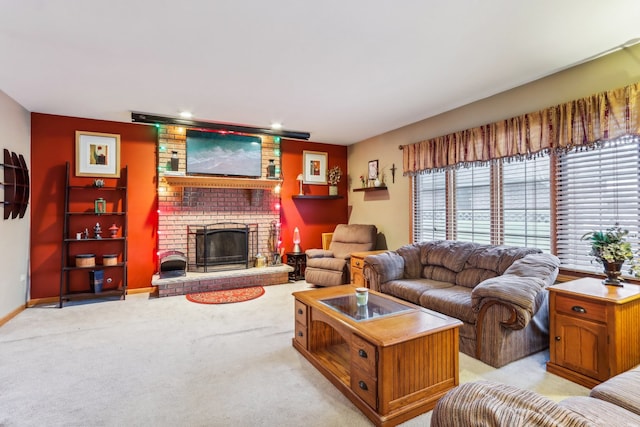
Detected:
[{"left": 320, "top": 292, "right": 412, "bottom": 321}]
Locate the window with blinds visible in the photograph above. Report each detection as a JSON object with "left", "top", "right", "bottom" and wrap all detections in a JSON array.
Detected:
[
  {"left": 555, "top": 135, "right": 640, "bottom": 273},
  {"left": 412, "top": 171, "right": 447, "bottom": 242},
  {"left": 454, "top": 164, "right": 491, "bottom": 244},
  {"left": 413, "top": 156, "right": 550, "bottom": 250},
  {"left": 502, "top": 157, "right": 551, "bottom": 251}
]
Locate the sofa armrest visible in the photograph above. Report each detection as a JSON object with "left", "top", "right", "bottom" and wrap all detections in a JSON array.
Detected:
[
  {"left": 431, "top": 380, "right": 590, "bottom": 427},
  {"left": 305, "top": 249, "right": 334, "bottom": 259},
  {"left": 362, "top": 251, "right": 404, "bottom": 292},
  {"left": 472, "top": 275, "right": 547, "bottom": 330}
]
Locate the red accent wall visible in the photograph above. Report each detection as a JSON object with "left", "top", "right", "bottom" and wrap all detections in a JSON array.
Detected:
[
  {"left": 280, "top": 140, "right": 348, "bottom": 253},
  {"left": 30, "top": 113, "right": 158, "bottom": 298}
]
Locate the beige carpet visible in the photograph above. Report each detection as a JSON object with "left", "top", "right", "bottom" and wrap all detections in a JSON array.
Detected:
[{"left": 0, "top": 281, "right": 588, "bottom": 426}]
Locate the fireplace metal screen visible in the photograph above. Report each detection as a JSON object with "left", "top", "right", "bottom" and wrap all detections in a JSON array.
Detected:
[{"left": 187, "top": 222, "right": 257, "bottom": 272}]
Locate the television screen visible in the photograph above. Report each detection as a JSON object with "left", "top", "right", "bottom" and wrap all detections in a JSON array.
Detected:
[{"left": 186, "top": 130, "right": 262, "bottom": 178}]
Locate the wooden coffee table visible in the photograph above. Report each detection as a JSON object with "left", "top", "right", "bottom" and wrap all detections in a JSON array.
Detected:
[{"left": 292, "top": 285, "right": 461, "bottom": 427}]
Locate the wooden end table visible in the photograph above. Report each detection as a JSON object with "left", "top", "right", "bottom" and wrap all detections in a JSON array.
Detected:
[
  {"left": 546, "top": 277, "right": 640, "bottom": 388},
  {"left": 350, "top": 250, "right": 387, "bottom": 287},
  {"left": 293, "top": 285, "right": 461, "bottom": 426}
]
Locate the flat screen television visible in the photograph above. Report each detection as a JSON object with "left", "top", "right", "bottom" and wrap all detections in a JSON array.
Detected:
[{"left": 186, "top": 130, "right": 262, "bottom": 178}]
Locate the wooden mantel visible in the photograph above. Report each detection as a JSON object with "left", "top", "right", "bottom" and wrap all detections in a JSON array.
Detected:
[{"left": 162, "top": 174, "right": 281, "bottom": 190}]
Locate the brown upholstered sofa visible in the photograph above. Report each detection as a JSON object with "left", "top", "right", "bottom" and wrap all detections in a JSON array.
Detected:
[
  {"left": 431, "top": 365, "right": 640, "bottom": 426},
  {"left": 363, "top": 240, "right": 560, "bottom": 368},
  {"left": 304, "top": 224, "right": 377, "bottom": 287}
]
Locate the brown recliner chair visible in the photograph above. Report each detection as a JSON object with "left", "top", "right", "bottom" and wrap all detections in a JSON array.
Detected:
[{"left": 304, "top": 224, "right": 377, "bottom": 287}]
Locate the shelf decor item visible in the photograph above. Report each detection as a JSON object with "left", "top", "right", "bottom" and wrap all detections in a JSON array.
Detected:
[
  {"left": 581, "top": 225, "right": 635, "bottom": 286},
  {"left": 292, "top": 227, "right": 302, "bottom": 253},
  {"left": 327, "top": 165, "right": 342, "bottom": 196},
  {"left": 108, "top": 223, "right": 119, "bottom": 238},
  {"left": 94, "top": 198, "right": 106, "bottom": 214}
]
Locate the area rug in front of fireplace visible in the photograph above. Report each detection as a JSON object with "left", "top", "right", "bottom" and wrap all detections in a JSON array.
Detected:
[{"left": 186, "top": 286, "right": 265, "bottom": 304}]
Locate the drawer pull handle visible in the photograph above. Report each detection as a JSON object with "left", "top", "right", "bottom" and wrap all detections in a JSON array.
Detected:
[
  {"left": 297, "top": 331, "right": 304, "bottom": 337},
  {"left": 358, "top": 349, "right": 368, "bottom": 359},
  {"left": 571, "top": 306, "right": 586, "bottom": 314},
  {"left": 297, "top": 308, "right": 303, "bottom": 315},
  {"left": 358, "top": 380, "right": 368, "bottom": 391},
  {"left": 355, "top": 261, "right": 361, "bottom": 267},
  {"left": 555, "top": 336, "right": 561, "bottom": 341}
]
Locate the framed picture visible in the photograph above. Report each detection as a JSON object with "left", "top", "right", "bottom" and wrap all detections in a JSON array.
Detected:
[
  {"left": 75, "top": 131, "right": 121, "bottom": 177},
  {"left": 302, "top": 150, "right": 328, "bottom": 184},
  {"left": 368, "top": 159, "right": 379, "bottom": 180}
]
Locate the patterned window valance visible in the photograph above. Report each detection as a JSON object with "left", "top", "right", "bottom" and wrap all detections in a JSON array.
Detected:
[{"left": 401, "top": 82, "right": 640, "bottom": 174}]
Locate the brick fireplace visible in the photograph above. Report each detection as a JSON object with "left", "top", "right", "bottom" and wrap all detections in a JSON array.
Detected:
[{"left": 152, "top": 125, "right": 291, "bottom": 296}]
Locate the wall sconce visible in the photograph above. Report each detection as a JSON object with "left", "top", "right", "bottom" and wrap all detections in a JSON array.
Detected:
[
  {"left": 296, "top": 174, "right": 304, "bottom": 196},
  {"left": 293, "top": 227, "right": 302, "bottom": 253}
]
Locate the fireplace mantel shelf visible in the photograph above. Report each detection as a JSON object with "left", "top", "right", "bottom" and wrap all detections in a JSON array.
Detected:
[{"left": 163, "top": 174, "right": 282, "bottom": 190}]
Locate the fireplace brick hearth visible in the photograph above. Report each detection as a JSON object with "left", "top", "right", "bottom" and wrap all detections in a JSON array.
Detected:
[{"left": 152, "top": 265, "right": 293, "bottom": 297}]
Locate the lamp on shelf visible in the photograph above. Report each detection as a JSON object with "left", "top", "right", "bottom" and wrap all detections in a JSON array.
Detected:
[
  {"left": 296, "top": 173, "right": 304, "bottom": 196},
  {"left": 293, "top": 227, "right": 302, "bottom": 253}
]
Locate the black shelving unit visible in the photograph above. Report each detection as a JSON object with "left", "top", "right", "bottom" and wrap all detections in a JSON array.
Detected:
[{"left": 59, "top": 162, "right": 128, "bottom": 307}]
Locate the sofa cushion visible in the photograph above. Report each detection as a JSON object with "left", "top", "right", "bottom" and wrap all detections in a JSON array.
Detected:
[
  {"left": 396, "top": 244, "right": 421, "bottom": 279},
  {"left": 504, "top": 253, "right": 560, "bottom": 287},
  {"left": 431, "top": 380, "right": 594, "bottom": 427},
  {"left": 466, "top": 245, "right": 541, "bottom": 275},
  {"left": 381, "top": 278, "right": 452, "bottom": 304},
  {"left": 419, "top": 285, "right": 476, "bottom": 324},
  {"left": 559, "top": 396, "right": 640, "bottom": 425},
  {"left": 424, "top": 240, "right": 478, "bottom": 273},
  {"left": 455, "top": 268, "right": 498, "bottom": 288},
  {"left": 422, "top": 265, "right": 457, "bottom": 283},
  {"left": 590, "top": 365, "right": 640, "bottom": 417}
]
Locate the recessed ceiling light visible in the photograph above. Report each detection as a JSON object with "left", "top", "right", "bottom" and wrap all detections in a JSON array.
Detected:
[
  {"left": 271, "top": 122, "right": 283, "bottom": 130},
  {"left": 179, "top": 111, "right": 193, "bottom": 119}
]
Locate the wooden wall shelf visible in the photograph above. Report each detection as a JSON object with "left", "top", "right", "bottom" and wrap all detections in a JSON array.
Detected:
[
  {"left": 353, "top": 186, "right": 387, "bottom": 192},
  {"left": 292, "top": 195, "right": 344, "bottom": 200},
  {"left": 163, "top": 174, "right": 281, "bottom": 190}
]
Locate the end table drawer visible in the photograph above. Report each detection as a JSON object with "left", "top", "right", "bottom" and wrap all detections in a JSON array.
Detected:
[
  {"left": 294, "top": 321, "right": 307, "bottom": 349},
  {"left": 295, "top": 300, "right": 308, "bottom": 326},
  {"left": 351, "top": 334, "right": 376, "bottom": 377},
  {"left": 351, "top": 369, "right": 377, "bottom": 409},
  {"left": 556, "top": 294, "right": 606, "bottom": 322}
]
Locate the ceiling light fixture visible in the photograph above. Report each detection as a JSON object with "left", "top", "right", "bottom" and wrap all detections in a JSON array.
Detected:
[
  {"left": 271, "top": 122, "right": 283, "bottom": 130},
  {"left": 179, "top": 111, "right": 193, "bottom": 119},
  {"left": 131, "top": 112, "right": 310, "bottom": 140}
]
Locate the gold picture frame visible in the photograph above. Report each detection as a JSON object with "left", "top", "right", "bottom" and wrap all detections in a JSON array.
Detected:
[
  {"left": 302, "top": 150, "right": 328, "bottom": 185},
  {"left": 75, "top": 131, "right": 121, "bottom": 177}
]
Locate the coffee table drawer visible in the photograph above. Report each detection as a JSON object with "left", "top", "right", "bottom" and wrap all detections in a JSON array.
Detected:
[
  {"left": 351, "top": 334, "right": 376, "bottom": 377},
  {"left": 295, "top": 300, "right": 307, "bottom": 326},
  {"left": 294, "top": 321, "right": 307, "bottom": 349},
  {"left": 351, "top": 369, "right": 377, "bottom": 409}
]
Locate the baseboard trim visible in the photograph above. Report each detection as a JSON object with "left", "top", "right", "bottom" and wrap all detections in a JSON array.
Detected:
[
  {"left": 26, "top": 287, "right": 155, "bottom": 308},
  {"left": 0, "top": 304, "right": 26, "bottom": 327}
]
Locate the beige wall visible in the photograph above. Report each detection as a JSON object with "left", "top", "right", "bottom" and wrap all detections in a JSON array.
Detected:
[
  {"left": 0, "top": 90, "right": 30, "bottom": 319},
  {"left": 348, "top": 44, "right": 640, "bottom": 251}
]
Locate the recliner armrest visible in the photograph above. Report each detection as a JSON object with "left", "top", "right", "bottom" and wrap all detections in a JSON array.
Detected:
[{"left": 305, "top": 249, "right": 334, "bottom": 259}]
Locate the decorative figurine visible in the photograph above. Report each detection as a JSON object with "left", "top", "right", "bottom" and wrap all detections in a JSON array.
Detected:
[
  {"left": 94, "top": 222, "right": 102, "bottom": 239},
  {"left": 109, "top": 223, "right": 118, "bottom": 238}
]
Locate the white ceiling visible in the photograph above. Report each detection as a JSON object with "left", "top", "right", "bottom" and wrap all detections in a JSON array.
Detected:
[{"left": 1, "top": 1, "right": 640, "bottom": 145}]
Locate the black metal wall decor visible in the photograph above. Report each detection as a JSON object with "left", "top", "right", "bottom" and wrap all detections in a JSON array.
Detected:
[{"left": 1, "top": 149, "right": 30, "bottom": 219}]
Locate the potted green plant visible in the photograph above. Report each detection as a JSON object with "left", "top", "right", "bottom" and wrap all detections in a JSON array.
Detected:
[{"left": 581, "top": 225, "right": 634, "bottom": 286}]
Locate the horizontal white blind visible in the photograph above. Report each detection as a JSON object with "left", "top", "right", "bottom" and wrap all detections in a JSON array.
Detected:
[
  {"left": 502, "top": 156, "right": 551, "bottom": 251},
  {"left": 454, "top": 164, "right": 491, "bottom": 244},
  {"left": 556, "top": 135, "right": 640, "bottom": 272},
  {"left": 413, "top": 171, "right": 447, "bottom": 242}
]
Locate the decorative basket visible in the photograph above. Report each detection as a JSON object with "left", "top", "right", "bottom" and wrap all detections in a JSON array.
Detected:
[
  {"left": 102, "top": 254, "right": 118, "bottom": 266},
  {"left": 75, "top": 254, "right": 96, "bottom": 267}
]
